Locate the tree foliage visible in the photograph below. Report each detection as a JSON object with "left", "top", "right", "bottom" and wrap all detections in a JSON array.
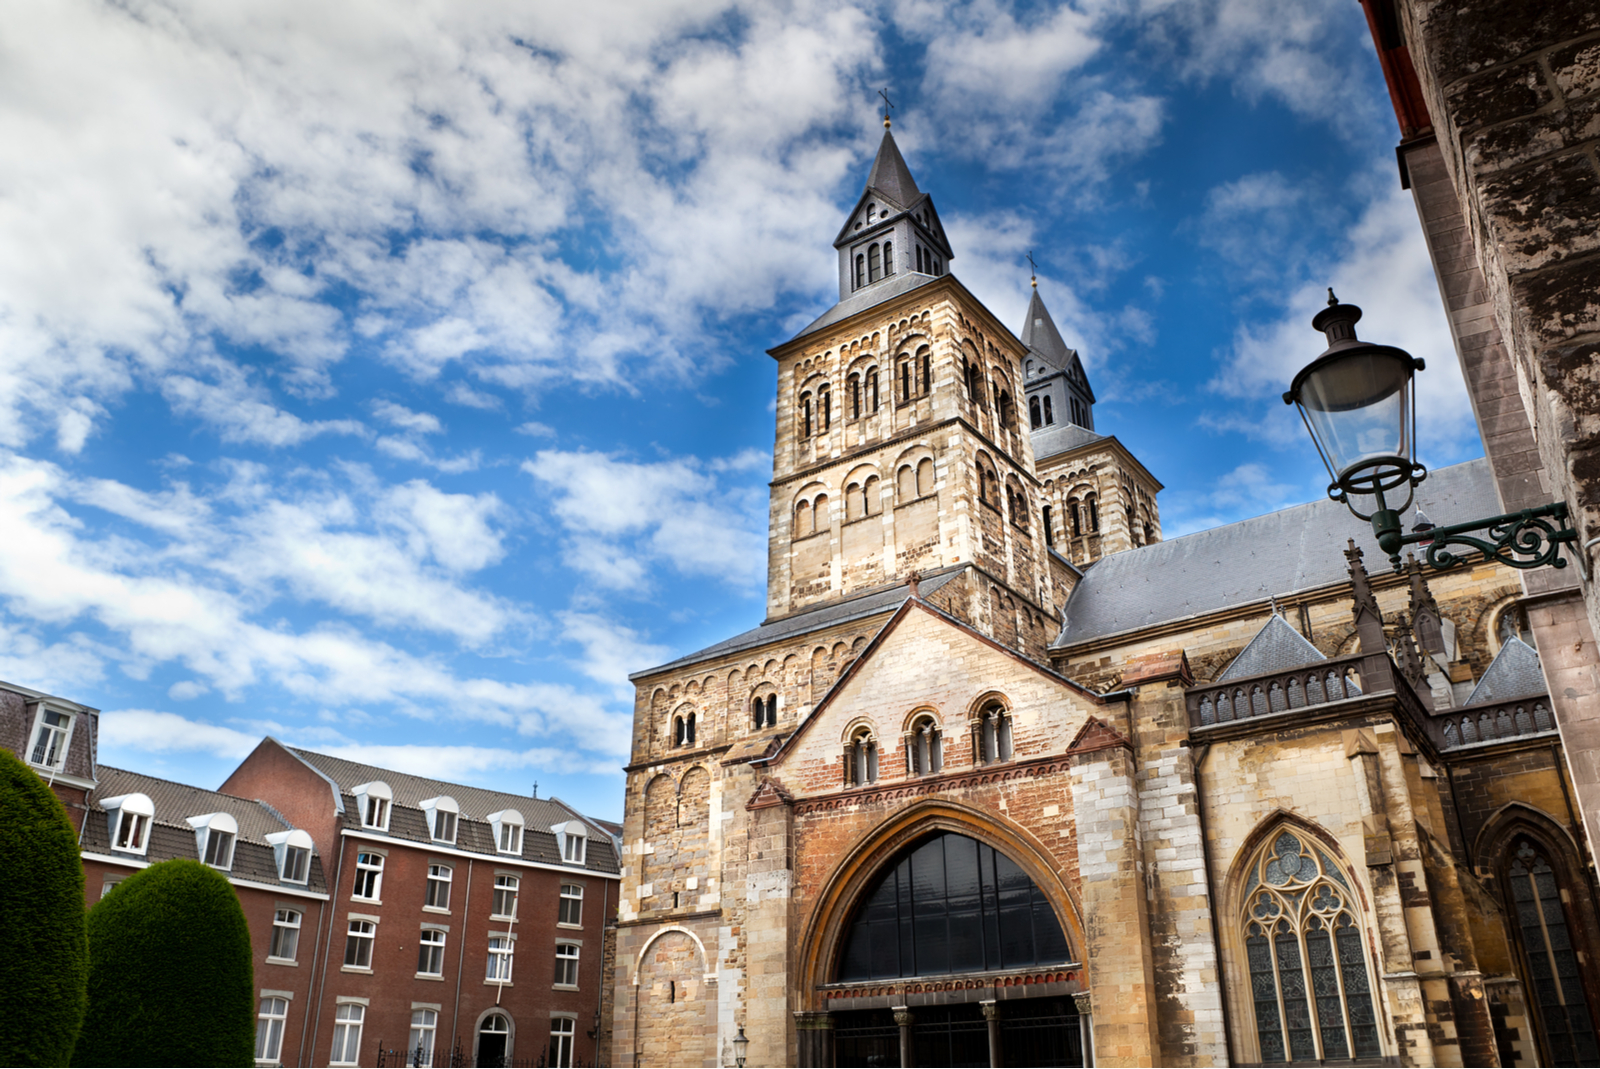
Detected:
[
  {"left": 0, "top": 747, "right": 89, "bottom": 1066},
  {"left": 74, "top": 858, "right": 255, "bottom": 1067}
]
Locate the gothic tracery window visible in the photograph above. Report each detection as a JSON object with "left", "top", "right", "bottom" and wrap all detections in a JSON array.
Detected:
[
  {"left": 1243, "top": 830, "right": 1380, "bottom": 1064},
  {"left": 1505, "top": 838, "right": 1600, "bottom": 1064}
]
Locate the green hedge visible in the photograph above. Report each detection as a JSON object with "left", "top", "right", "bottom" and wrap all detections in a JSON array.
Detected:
[
  {"left": 74, "top": 858, "right": 255, "bottom": 1067},
  {"left": 0, "top": 748, "right": 89, "bottom": 1066}
]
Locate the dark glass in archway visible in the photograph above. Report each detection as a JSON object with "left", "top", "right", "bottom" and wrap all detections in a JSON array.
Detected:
[{"left": 837, "top": 832, "right": 1071, "bottom": 981}]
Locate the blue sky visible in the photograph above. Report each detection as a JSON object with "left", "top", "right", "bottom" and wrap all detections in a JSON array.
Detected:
[{"left": 1, "top": 0, "right": 1479, "bottom": 819}]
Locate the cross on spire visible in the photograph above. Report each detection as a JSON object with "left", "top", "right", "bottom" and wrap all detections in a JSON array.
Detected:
[
  {"left": 879, "top": 88, "right": 895, "bottom": 128},
  {"left": 1026, "top": 250, "right": 1038, "bottom": 287}
]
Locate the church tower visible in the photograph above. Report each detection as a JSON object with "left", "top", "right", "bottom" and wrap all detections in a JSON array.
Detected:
[{"left": 764, "top": 121, "right": 1057, "bottom": 656}]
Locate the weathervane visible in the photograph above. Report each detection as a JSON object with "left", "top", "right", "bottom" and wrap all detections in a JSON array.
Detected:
[
  {"left": 879, "top": 88, "right": 895, "bottom": 128},
  {"left": 1026, "top": 251, "right": 1038, "bottom": 288}
]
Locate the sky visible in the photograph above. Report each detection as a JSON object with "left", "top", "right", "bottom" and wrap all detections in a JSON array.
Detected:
[{"left": 0, "top": 0, "right": 1481, "bottom": 820}]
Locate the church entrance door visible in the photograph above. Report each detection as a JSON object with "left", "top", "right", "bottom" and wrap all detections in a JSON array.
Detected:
[{"left": 832, "top": 998, "right": 1081, "bottom": 1068}]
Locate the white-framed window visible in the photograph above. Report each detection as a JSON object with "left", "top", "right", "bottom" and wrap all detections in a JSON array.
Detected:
[
  {"left": 554, "top": 942, "right": 580, "bottom": 987},
  {"left": 418, "top": 928, "right": 446, "bottom": 976},
  {"left": 487, "top": 935, "right": 514, "bottom": 982},
  {"left": 408, "top": 1008, "right": 438, "bottom": 1068},
  {"left": 549, "top": 1017, "right": 576, "bottom": 1068},
  {"left": 27, "top": 706, "right": 73, "bottom": 770},
  {"left": 268, "top": 909, "right": 302, "bottom": 963},
  {"left": 558, "top": 883, "right": 583, "bottom": 926},
  {"left": 352, "top": 781, "right": 392, "bottom": 831},
  {"left": 425, "top": 864, "right": 452, "bottom": 910},
  {"left": 491, "top": 874, "right": 519, "bottom": 919},
  {"left": 100, "top": 879, "right": 120, "bottom": 899},
  {"left": 352, "top": 852, "right": 384, "bottom": 900},
  {"left": 330, "top": 1003, "right": 364, "bottom": 1067},
  {"left": 189, "top": 812, "right": 239, "bottom": 871},
  {"left": 255, "top": 996, "right": 289, "bottom": 1066},
  {"left": 344, "top": 920, "right": 375, "bottom": 969},
  {"left": 552, "top": 820, "right": 587, "bottom": 865},
  {"left": 488, "top": 809, "right": 524, "bottom": 855},
  {"left": 266, "top": 829, "right": 313, "bottom": 884},
  {"left": 421, "top": 796, "right": 459, "bottom": 844},
  {"left": 102, "top": 793, "right": 154, "bottom": 856}
]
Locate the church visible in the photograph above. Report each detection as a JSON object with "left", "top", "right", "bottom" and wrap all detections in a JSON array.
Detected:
[{"left": 607, "top": 121, "right": 1596, "bottom": 1068}]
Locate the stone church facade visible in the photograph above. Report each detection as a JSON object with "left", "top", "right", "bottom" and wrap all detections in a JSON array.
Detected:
[{"left": 609, "top": 122, "right": 1599, "bottom": 1067}]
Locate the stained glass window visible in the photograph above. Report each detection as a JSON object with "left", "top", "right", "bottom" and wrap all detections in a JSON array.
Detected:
[
  {"left": 1506, "top": 839, "right": 1600, "bottom": 1065},
  {"left": 1243, "top": 830, "right": 1380, "bottom": 1063}
]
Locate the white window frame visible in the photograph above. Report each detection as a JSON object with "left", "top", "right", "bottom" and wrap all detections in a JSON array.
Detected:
[
  {"left": 101, "top": 793, "right": 154, "bottom": 856},
  {"left": 189, "top": 811, "right": 240, "bottom": 871},
  {"left": 265, "top": 829, "right": 314, "bottom": 885},
  {"left": 330, "top": 1003, "right": 365, "bottom": 1067},
  {"left": 417, "top": 927, "right": 446, "bottom": 977},
  {"left": 424, "top": 863, "right": 452, "bottom": 911},
  {"left": 255, "top": 995, "right": 290, "bottom": 1067},
  {"left": 487, "top": 935, "right": 515, "bottom": 983},
  {"left": 352, "top": 780, "right": 393, "bottom": 831},
  {"left": 352, "top": 851, "right": 384, "bottom": 901},
  {"left": 558, "top": 883, "right": 583, "bottom": 927},
  {"left": 549, "top": 1016, "right": 576, "bottom": 1069},
  {"left": 551, "top": 820, "right": 588, "bottom": 865},
  {"left": 344, "top": 919, "right": 376, "bottom": 971},
  {"left": 554, "top": 942, "right": 580, "bottom": 988},
  {"left": 421, "top": 796, "right": 459, "bottom": 844},
  {"left": 488, "top": 809, "right": 524, "bottom": 855},
  {"left": 408, "top": 1008, "right": 438, "bottom": 1068},
  {"left": 26, "top": 704, "right": 74, "bottom": 771},
  {"left": 491, "top": 874, "right": 520, "bottom": 920},
  {"left": 268, "top": 908, "right": 302, "bottom": 963}
]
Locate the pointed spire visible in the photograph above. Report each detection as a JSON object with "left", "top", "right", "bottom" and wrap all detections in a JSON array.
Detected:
[
  {"left": 863, "top": 127, "right": 921, "bottom": 211},
  {"left": 1021, "top": 287, "right": 1073, "bottom": 370}
]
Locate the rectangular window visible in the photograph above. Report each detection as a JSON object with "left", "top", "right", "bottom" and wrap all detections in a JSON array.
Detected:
[
  {"left": 330, "top": 1004, "right": 364, "bottom": 1067},
  {"left": 425, "top": 864, "right": 452, "bottom": 910},
  {"left": 255, "top": 996, "right": 289, "bottom": 1066},
  {"left": 113, "top": 811, "right": 148, "bottom": 852},
  {"left": 549, "top": 1018, "right": 576, "bottom": 1069},
  {"left": 269, "top": 909, "right": 301, "bottom": 963},
  {"left": 204, "top": 828, "right": 236, "bottom": 869},
  {"left": 280, "top": 845, "right": 309, "bottom": 884},
  {"left": 554, "top": 943, "right": 580, "bottom": 987},
  {"left": 352, "top": 852, "right": 383, "bottom": 900},
  {"left": 344, "top": 920, "right": 375, "bottom": 969},
  {"left": 491, "top": 875, "right": 519, "bottom": 919},
  {"left": 363, "top": 794, "right": 388, "bottom": 828},
  {"left": 558, "top": 883, "right": 583, "bottom": 926},
  {"left": 417, "top": 928, "right": 446, "bottom": 976},
  {"left": 487, "top": 936, "right": 514, "bottom": 983},
  {"left": 28, "top": 708, "right": 71, "bottom": 768},
  {"left": 408, "top": 1008, "right": 437, "bottom": 1068},
  {"left": 563, "top": 834, "right": 586, "bottom": 864},
  {"left": 498, "top": 821, "right": 523, "bottom": 854},
  {"left": 432, "top": 809, "right": 456, "bottom": 843},
  {"left": 100, "top": 879, "right": 119, "bottom": 899}
]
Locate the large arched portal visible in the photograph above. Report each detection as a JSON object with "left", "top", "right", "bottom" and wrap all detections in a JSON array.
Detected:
[{"left": 827, "top": 831, "right": 1082, "bottom": 1068}]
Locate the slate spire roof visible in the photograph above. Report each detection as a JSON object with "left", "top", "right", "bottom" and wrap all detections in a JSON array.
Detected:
[
  {"left": 862, "top": 126, "right": 922, "bottom": 209},
  {"left": 1215, "top": 613, "right": 1328, "bottom": 682},
  {"left": 1022, "top": 286, "right": 1074, "bottom": 371},
  {"left": 1464, "top": 636, "right": 1546, "bottom": 704}
]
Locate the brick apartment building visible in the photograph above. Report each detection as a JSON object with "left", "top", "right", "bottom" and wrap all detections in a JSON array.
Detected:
[{"left": 2, "top": 680, "right": 620, "bottom": 1068}]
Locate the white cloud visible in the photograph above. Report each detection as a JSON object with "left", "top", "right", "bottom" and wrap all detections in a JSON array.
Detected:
[
  {"left": 560, "top": 611, "right": 671, "bottom": 698},
  {"left": 99, "top": 709, "right": 261, "bottom": 761}
]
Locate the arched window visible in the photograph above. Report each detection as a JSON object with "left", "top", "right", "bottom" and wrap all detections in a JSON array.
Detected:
[
  {"left": 814, "top": 493, "right": 831, "bottom": 530},
  {"left": 868, "top": 244, "right": 882, "bottom": 284},
  {"left": 998, "top": 391, "right": 1015, "bottom": 429},
  {"left": 868, "top": 368, "right": 880, "bottom": 412},
  {"left": 1010, "top": 486, "right": 1028, "bottom": 529},
  {"left": 848, "top": 374, "right": 861, "bottom": 419},
  {"left": 897, "top": 465, "right": 915, "bottom": 502},
  {"left": 883, "top": 241, "right": 894, "bottom": 276},
  {"left": 899, "top": 360, "right": 911, "bottom": 403},
  {"left": 867, "top": 203, "right": 876, "bottom": 223},
  {"left": 1502, "top": 837, "right": 1600, "bottom": 1063},
  {"left": 919, "top": 349, "right": 931, "bottom": 395},
  {"left": 795, "top": 499, "right": 812, "bottom": 537},
  {"left": 801, "top": 394, "right": 812, "bottom": 438},
  {"left": 1043, "top": 505, "right": 1054, "bottom": 546},
  {"left": 844, "top": 727, "right": 878, "bottom": 786},
  {"left": 916, "top": 458, "right": 934, "bottom": 496},
  {"left": 1088, "top": 495, "right": 1100, "bottom": 531},
  {"left": 836, "top": 832, "right": 1070, "bottom": 981},
  {"left": 905, "top": 714, "right": 941, "bottom": 776},
  {"left": 854, "top": 254, "right": 865, "bottom": 290},
  {"left": 845, "top": 482, "right": 862, "bottom": 522},
  {"left": 1068, "top": 497, "right": 1082, "bottom": 537},
  {"left": 976, "top": 702, "right": 1012, "bottom": 763},
  {"left": 1043, "top": 395, "right": 1054, "bottom": 425},
  {"left": 752, "top": 695, "right": 777, "bottom": 730},
  {"left": 1241, "top": 829, "right": 1380, "bottom": 1063},
  {"left": 672, "top": 712, "right": 696, "bottom": 748},
  {"left": 819, "top": 383, "right": 831, "bottom": 432},
  {"left": 862, "top": 475, "right": 879, "bottom": 516},
  {"left": 916, "top": 245, "right": 925, "bottom": 273},
  {"left": 1030, "top": 397, "right": 1042, "bottom": 428}
]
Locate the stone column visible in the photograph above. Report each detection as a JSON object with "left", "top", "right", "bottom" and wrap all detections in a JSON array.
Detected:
[
  {"left": 792, "top": 1011, "right": 833, "bottom": 1069},
  {"left": 980, "top": 1000, "right": 1000, "bottom": 1068},
  {"left": 1073, "top": 993, "right": 1094, "bottom": 1068},
  {"left": 894, "top": 1006, "right": 914, "bottom": 1068}
]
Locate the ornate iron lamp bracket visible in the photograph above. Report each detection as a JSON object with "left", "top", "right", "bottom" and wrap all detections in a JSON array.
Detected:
[{"left": 1371, "top": 501, "right": 1578, "bottom": 572}]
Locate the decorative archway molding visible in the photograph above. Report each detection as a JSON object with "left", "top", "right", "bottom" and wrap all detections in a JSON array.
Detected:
[
  {"left": 1471, "top": 801, "right": 1583, "bottom": 875},
  {"left": 795, "top": 797, "right": 1084, "bottom": 1008},
  {"left": 632, "top": 925, "right": 716, "bottom": 985}
]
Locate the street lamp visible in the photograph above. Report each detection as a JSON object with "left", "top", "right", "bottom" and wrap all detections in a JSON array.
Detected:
[
  {"left": 1285, "top": 291, "right": 1577, "bottom": 572},
  {"left": 732, "top": 1026, "right": 749, "bottom": 1068}
]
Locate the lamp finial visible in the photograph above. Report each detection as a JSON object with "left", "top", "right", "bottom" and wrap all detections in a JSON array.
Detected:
[{"left": 1327, "top": 287, "right": 1339, "bottom": 307}]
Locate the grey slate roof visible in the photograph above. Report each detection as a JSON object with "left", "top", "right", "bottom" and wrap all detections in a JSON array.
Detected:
[
  {"left": 1464, "top": 636, "right": 1546, "bottom": 704},
  {"left": 1054, "top": 458, "right": 1501, "bottom": 648},
  {"left": 863, "top": 127, "right": 922, "bottom": 210},
  {"left": 84, "top": 766, "right": 330, "bottom": 893},
  {"left": 634, "top": 566, "right": 965, "bottom": 678},
  {"left": 791, "top": 270, "right": 941, "bottom": 341},
  {"left": 1021, "top": 287, "right": 1074, "bottom": 371},
  {"left": 1032, "top": 422, "right": 1107, "bottom": 460},
  {"left": 1216, "top": 614, "right": 1328, "bottom": 681}
]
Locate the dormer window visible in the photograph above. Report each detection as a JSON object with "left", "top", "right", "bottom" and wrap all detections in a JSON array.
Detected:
[
  {"left": 103, "top": 793, "right": 154, "bottom": 855},
  {"left": 266, "top": 829, "right": 314, "bottom": 884},
  {"left": 488, "top": 809, "right": 524, "bottom": 855},
  {"left": 189, "top": 812, "right": 239, "bottom": 870},
  {"left": 352, "top": 781, "right": 392, "bottom": 831},
  {"left": 552, "top": 820, "right": 588, "bottom": 865},
  {"left": 421, "top": 796, "right": 459, "bottom": 844},
  {"left": 27, "top": 705, "right": 73, "bottom": 770}
]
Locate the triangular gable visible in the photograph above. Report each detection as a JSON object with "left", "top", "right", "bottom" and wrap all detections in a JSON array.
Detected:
[
  {"left": 1065, "top": 351, "right": 1096, "bottom": 404},
  {"left": 746, "top": 778, "right": 794, "bottom": 811},
  {"left": 1464, "top": 636, "right": 1546, "bottom": 705},
  {"left": 1216, "top": 614, "right": 1327, "bottom": 682},
  {"left": 1065, "top": 716, "right": 1131, "bottom": 755}
]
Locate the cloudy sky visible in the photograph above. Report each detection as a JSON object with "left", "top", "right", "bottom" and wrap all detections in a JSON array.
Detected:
[{"left": 1, "top": 0, "right": 1478, "bottom": 818}]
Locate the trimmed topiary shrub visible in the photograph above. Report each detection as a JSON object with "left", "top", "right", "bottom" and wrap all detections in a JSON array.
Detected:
[
  {"left": 0, "top": 747, "right": 89, "bottom": 1066},
  {"left": 73, "top": 858, "right": 254, "bottom": 1067}
]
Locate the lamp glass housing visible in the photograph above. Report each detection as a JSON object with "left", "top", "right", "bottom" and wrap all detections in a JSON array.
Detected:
[
  {"left": 1296, "top": 346, "right": 1414, "bottom": 487},
  {"left": 732, "top": 1026, "right": 749, "bottom": 1067}
]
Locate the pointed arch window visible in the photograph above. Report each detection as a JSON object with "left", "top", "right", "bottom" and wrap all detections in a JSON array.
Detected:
[
  {"left": 1504, "top": 837, "right": 1600, "bottom": 1064},
  {"left": 905, "top": 714, "right": 942, "bottom": 776},
  {"left": 1242, "top": 830, "right": 1381, "bottom": 1063},
  {"left": 844, "top": 727, "right": 878, "bottom": 786}
]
